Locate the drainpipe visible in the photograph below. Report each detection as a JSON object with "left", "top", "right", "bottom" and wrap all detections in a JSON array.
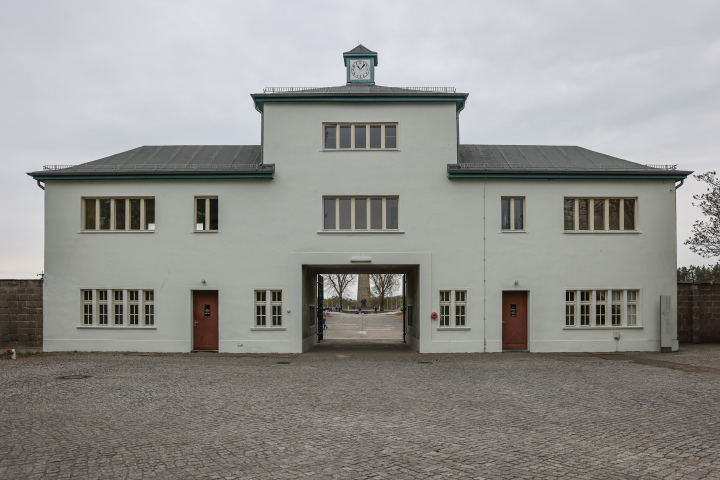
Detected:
[
  {"left": 675, "top": 179, "right": 684, "bottom": 189},
  {"left": 36, "top": 180, "right": 45, "bottom": 190},
  {"left": 483, "top": 175, "right": 487, "bottom": 352}
]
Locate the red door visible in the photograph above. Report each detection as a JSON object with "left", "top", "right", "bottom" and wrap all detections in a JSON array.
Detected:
[
  {"left": 502, "top": 291, "right": 527, "bottom": 350},
  {"left": 193, "top": 290, "right": 218, "bottom": 350}
]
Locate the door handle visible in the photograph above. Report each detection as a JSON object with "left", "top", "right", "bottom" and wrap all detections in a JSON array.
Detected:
[{"left": 194, "top": 321, "right": 199, "bottom": 327}]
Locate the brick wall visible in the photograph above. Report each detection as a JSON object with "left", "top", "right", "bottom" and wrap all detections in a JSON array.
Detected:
[
  {"left": 678, "top": 283, "right": 720, "bottom": 343},
  {"left": 0, "top": 279, "right": 43, "bottom": 351}
]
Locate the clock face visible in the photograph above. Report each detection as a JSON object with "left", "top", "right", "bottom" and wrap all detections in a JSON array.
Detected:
[{"left": 350, "top": 60, "right": 371, "bottom": 80}]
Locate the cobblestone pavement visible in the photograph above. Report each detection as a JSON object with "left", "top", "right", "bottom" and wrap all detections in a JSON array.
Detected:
[
  {"left": 323, "top": 312, "right": 403, "bottom": 340},
  {"left": 2, "top": 344, "right": 720, "bottom": 479}
]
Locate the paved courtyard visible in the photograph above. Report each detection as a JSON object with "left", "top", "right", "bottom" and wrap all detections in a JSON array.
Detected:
[{"left": 1, "top": 343, "right": 720, "bottom": 479}]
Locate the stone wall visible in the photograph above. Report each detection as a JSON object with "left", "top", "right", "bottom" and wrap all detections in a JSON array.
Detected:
[
  {"left": 678, "top": 282, "right": 720, "bottom": 343},
  {"left": 0, "top": 279, "right": 43, "bottom": 351}
]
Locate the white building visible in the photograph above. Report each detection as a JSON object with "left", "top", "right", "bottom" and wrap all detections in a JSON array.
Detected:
[{"left": 29, "top": 45, "right": 690, "bottom": 354}]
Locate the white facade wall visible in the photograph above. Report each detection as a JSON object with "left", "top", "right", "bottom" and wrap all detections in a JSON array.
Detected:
[{"left": 41, "top": 100, "right": 680, "bottom": 353}]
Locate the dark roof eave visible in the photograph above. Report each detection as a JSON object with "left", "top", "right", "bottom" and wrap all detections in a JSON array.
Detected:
[
  {"left": 447, "top": 165, "right": 693, "bottom": 180},
  {"left": 28, "top": 165, "right": 275, "bottom": 180},
  {"left": 252, "top": 93, "right": 468, "bottom": 112}
]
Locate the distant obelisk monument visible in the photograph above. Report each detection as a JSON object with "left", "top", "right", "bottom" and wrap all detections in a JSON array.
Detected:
[{"left": 356, "top": 274, "right": 372, "bottom": 309}]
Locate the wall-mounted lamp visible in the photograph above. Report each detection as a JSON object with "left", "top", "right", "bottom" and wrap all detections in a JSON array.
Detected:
[
  {"left": 514, "top": 280, "right": 519, "bottom": 286},
  {"left": 201, "top": 279, "right": 207, "bottom": 284}
]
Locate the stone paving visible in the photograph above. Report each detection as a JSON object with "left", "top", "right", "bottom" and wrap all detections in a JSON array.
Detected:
[{"left": 1, "top": 344, "right": 720, "bottom": 479}]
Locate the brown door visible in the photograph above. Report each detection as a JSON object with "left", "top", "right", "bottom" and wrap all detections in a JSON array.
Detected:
[
  {"left": 502, "top": 291, "right": 527, "bottom": 350},
  {"left": 193, "top": 290, "right": 218, "bottom": 350}
]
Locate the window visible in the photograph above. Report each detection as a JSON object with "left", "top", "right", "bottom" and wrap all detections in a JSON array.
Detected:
[
  {"left": 98, "top": 290, "right": 108, "bottom": 325},
  {"left": 438, "top": 290, "right": 468, "bottom": 328},
  {"left": 129, "top": 290, "right": 139, "bottom": 326},
  {"left": 255, "top": 290, "right": 283, "bottom": 328},
  {"left": 564, "top": 198, "right": 637, "bottom": 231},
  {"left": 565, "top": 291, "right": 575, "bottom": 327},
  {"left": 580, "top": 291, "right": 591, "bottom": 326},
  {"left": 595, "top": 291, "right": 606, "bottom": 326},
  {"left": 113, "top": 290, "right": 124, "bottom": 325},
  {"left": 195, "top": 197, "right": 219, "bottom": 231},
  {"left": 439, "top": 291, "right": 451, "bottom": 326},
  {"left": 323, "top": 123, "right": 398, "bottom": 150},
  {"left": 82, "top": 290, "right": 93, "bottom": 325},
  {"left": 501, "top": 197, "right": 525, "bottom": 231},
  {"left": 566, "top": 289, "right": 640, "bottom": 328},
  {"left": 144, "top": 290, "right": 154, "bottom": 326},
  {"left": 79, "top": 289, "right": 154, "bottom": 327},
  {"left": 627, "top": 290, "right": 639, "bottom": 326},
  {"left": 83, "top": 198, "right": 155, "bottom": 231},
  {"left": 271, "top": 291, "right": 282, "bottom": 327},
  {"left": 611, "top": 290, "right": 623, "bottom": 326},
  {"left": 323, "top": 197, "right": 399, "bottom": 231}
]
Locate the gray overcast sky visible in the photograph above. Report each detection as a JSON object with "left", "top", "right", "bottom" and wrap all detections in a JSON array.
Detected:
[{"left": 1, "top": 0, "right": 719, "bottom": 279}]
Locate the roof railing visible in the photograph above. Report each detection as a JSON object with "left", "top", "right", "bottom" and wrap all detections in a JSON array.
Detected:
[{"left": 43, "top": 164, "right": 265, "bottom": 171}]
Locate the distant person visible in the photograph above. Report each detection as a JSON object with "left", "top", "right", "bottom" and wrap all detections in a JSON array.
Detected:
[{"left": 322, "top": 310, "right": 328, "bottom": 329}]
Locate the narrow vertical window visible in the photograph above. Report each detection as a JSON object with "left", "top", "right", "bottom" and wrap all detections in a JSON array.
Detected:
[
  {"left": 608, "top": 199, "right": 620, "bottom": 230},
  {"left": 513, "top": 198, "right": 524, "bottom": 230},
  {"left": 385, "top": 198, "right": 398, "bottom": 230},
  {"left": 384, "top": 125, "right": 397, "bottom": 148},
  {"left": 271, "top": 290, "right": 282, "bottom": 326},
  {"left": 339, "top": 198, "right": 351, "bottom": 230},
  {"left": 626, "top": 290, "right": 638, "bottom": 326},
  {"left": 501, "top": 198, "right": 511, "bottom": 230},
  {"left": 115, "top": 199, "right": 126, "bottom": 230},
  {"left": 209, "top": 198, "right": 218, "bottom": 230},
  {"left": 593, "top": 199, "right": 605, "bottom": 231},
  {"left": 196, "top": 198, "right": 205, "bottom": 230},
  {"left": 130, "top": 199, "right": 141, "bottom": 230},
  {"left": 354, "top": 125, "right": 366, "bottom": 149},
  {"left": 439, "top": 291, "right": 450, "bottom": 327},
  {"left": 145, "top": 199, "right": 156, "bottom": 231},
  {"left": 84, "top": 199, "right": 97, "bottom": 230},
  {"left": 99, "top": 199, "right": 112, "bottom": 230},
  {"left": 611, "top": 290, "right": 623, "bottom": 326},
  {"left": 595, "top": 290, "right": 606, "bottom": 326},
  {"left": 339, "top": 125, "right": 352, "bottom": 149},
  {"left": 324, "top": 125, "right": 336, "bottom": 149},
  {"left": 578, "top": 199, "right": 589, "bottom": 230},
  {"left": 565, "top": 291, "right": 576, "bottom": 326},
  {"left": 370, "top": 198, "right": 383, "bottom": 229},
  {"left": 580, "top": 291, "right": 591, "bottom": 326},
  {"left": 564, "top": 199, "right": 575, "bottom": 231},
  {"left": 355, "top": 198, "right": 367, "bottom": 229},
  {"left": 324, "top": 198, "right": 336, "bottom": 230},
  {"left": 128, "top": 290, "right": 139, "bottom": 326},
  {"left": 82, "top": 290, "right": 93, "bottom": 325},
  {"left": 98, "top": 290, "right": 108, "bottom": 325},
  {"left": 144, "top": 290, "right": 154, "bottom": 325},
  {"left": 624, "top": 199, "right": 636, "bottom": 230},
  {"left": 455, "top": 291, "right": 467, "bottom": 326},
  {"left": 369, "top": 125, "right": 382, "bottom": 148},
  {"left": 113, "top": 290, "right": 124, "bottom": 325},
  {"left": 255, "top": 290, "right": 267, "bottom": 326}
]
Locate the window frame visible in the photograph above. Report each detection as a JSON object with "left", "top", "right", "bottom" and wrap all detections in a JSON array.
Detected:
[
  {"left": 195, "top": 196, "right": 219, "bottom": 232},
  {"left": 322, "top": 123, "right": 399, "bottom": 151},
  {"left": 565, "top": 289, "right": 641, "bottom": 329},
  {"left": 82, "top": 197, "right": 155, "bottom": 232},
  {"left": 322, "top": 196, "right": 399, "bottom": 232},
  {"left": 501, "top": 196, "right": 525, "bottom": 232},
  {"left": 563, "top": 198, "right": 637, "bottom": 232},
  {"left": 253, "top": 290, "right": 284, "bottom": 329},
  {"left": 437, "top": 289, "right": 469, "bottom": 329},
  {"left": 79, "top": 289, "right": 154, "bottom": 328}
]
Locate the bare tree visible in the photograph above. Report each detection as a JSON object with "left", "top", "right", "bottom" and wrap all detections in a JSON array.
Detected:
[
  {"left": 685, "top": 171, "right": 720, "bottom": 258},
  {"left": 370, "top": 274, "right": 400, "bottom": 311},
  {"left": 324, "top": 274, "right": 356, "bottom": 310}
]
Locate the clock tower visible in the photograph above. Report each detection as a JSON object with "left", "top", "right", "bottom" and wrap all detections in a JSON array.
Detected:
[{"left": 344, "top": 44, "right": 378, "bottom": 85}]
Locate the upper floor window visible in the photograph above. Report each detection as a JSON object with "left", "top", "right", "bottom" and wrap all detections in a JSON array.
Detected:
[
  {"left": 501, "top": 197, "right": 525, "bottom": 231},
  {"left": 195, "top": 197, "right": 218, "bottom": 231},
  {"left": 323, "top": 196, "right": 399, "bottom": 231},
  {"left": 564, "top": 198, "right": 636, "bottom": 231},
  {"left": 323, "top": 123, "right": 397, "bottom": 150},
  {"left": 83, "top": 197, "right": 155, "bottom": 231}
]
